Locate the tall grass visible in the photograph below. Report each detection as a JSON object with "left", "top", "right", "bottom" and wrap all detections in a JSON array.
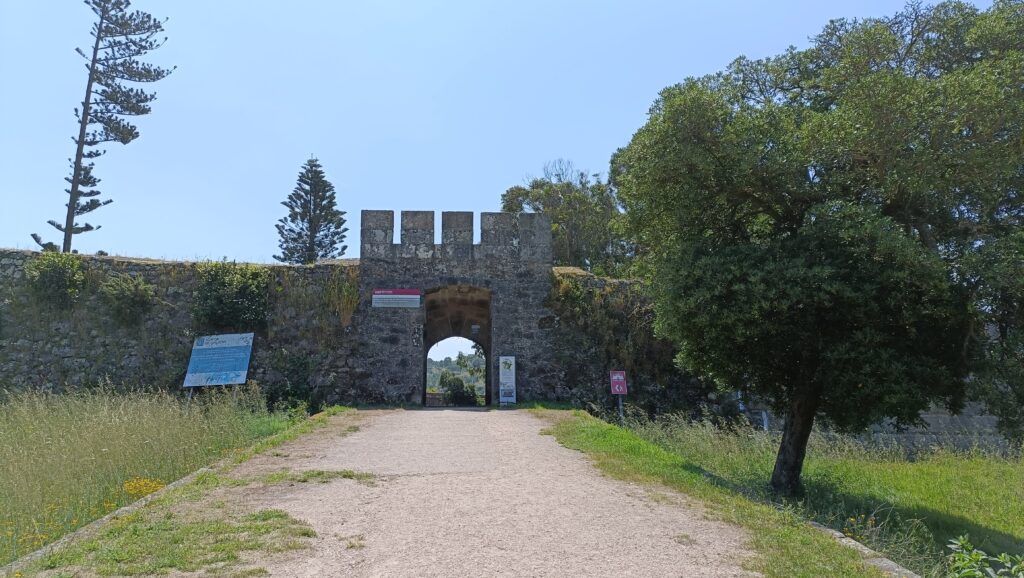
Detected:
[
  {"left": 0, "top": 386, "right": 290, "bottom": 566},
  {"left": 630, "top": 415, "right": 1024, "bottom": 577}
]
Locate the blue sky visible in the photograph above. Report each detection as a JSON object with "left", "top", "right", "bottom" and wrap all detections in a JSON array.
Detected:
[{"left": 1, "top": 0, "right": 987, "bottom": 267}]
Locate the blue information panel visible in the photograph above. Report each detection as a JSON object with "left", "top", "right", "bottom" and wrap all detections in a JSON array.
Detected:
[{"left": 183, "top": 333, "right": 254, "bottom": 388}]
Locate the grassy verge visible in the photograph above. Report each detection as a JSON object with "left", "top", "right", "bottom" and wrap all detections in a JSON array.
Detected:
[
  {"left": 36, "top": 508, "right": 314, "bottom": 577},
  {"left": 631, "top": 415, "right": 1024, "bottom": 577},
  {"left": 529, "top": 408, "right": 884, "bottom": 578},
  {"left": 0, "top": 386, "right": 299, "bottom": 566}
]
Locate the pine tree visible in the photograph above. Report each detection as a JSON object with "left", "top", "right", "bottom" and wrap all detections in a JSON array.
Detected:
[
  {"left": 33, "top": 0, "right": 173, "bottom": 253},
  {"left": 274, "top": 158, "right": 348, "bottom": 264}
]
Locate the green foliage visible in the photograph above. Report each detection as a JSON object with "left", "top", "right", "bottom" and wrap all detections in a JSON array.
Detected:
[
  {"left": 654, "top": 203, "right": 963, "bottom": 431},
  {"left": 33, "top": 0, "right": 173, "bottom": 253},
  {"left": 274, "top": 157, "right": 348, "bottom": 264},
  {"left": 324, "top": 266, "right": 359, "bottom": 327},
  {"left": 439, "top": 369, "right": 477, "bottom": 406},
  {"left": 427, "top": 350, "right": 484, "bottom": 396},
  {"left": 266, "top": 349, "right": 325, "bottom": 414},
  {"left": 455, "top": 350, "right": 485, "bottom": 381},
  {"left": 948, "top": 536, "right": 1024, "bottom": 578},
  {"left": 502, "top": 159, "right": 630, "bottom": 276},
  {"left": 613, "top": 1, "right": 1024, "bottom": 494},
  {"left": 192, "top": 261, "right": 271, "bottom": 332},
  {"left": 100, "top": 273, "right": 157, "bottom": 325},
  {"left": 24, "top": 251, "right": 86, "bottom": 309}
]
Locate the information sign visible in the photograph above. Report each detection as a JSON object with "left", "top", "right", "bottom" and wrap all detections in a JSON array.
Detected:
[
  {"left": 372, "top": 288, "right": 422, "bottom": 308},
  {"left": 610, "top": 370, "right": 628, "bottom": 395},
  {"left": 184, "top": 333, "right": 254, "bottom": 388},
  {"left": 499, "top": 356, "right": 516, "bottom": 405}
]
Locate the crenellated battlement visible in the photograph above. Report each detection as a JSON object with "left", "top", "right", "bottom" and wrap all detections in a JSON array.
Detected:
[{"left": 360, "top": 210, "right": 552, "bottom": 264}]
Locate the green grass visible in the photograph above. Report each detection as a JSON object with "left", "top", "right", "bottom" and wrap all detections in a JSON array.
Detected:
[
  {"left": 0, "top": 386, "right": 296, "bottom": 566},
  {"left": 531, "top": 408, "right": 884, "bottom": 578},
  {"left": 630, "top": 415, "right": 1024, "bottom": 576},
  {"left": 36, "top": 507, "right": 313, "bottom": 576}
]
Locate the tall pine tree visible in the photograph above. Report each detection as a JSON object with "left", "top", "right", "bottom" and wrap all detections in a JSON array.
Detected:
[
  {"left": 274, "top": 158, "right": 348, "bottom": 264},
  {"left": 33, "top": 0, "right": 173, "bottom": 253}
]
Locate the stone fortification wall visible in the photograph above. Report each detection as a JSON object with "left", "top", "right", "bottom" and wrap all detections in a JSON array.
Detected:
[
  {"left": 354, "top": 210, "right": 558, "bottom": 404},
  {"left": 0, "top": 249, "right": 360, "bottom": 405},
  {"left": 547, "top": 267, "right": 713, "bottom": 415},
  {"left": 0, "top": 209, "right": 560, "bottom": 406}
]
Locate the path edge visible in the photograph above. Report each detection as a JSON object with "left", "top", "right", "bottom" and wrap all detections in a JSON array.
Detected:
[{"left": 0, "top": 408, "right": 356, "bottom": 577}]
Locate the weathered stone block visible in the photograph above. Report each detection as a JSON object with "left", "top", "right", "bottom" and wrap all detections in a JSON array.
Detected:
[{"left": 401, "top": 211, "right": 434, "bottom": 245}]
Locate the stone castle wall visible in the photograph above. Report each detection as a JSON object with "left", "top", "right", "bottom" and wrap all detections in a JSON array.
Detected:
[
  {"left": 0, "top": 210, "right": 559, "bottom": 406},
  {"left": 0, "top": 250, "right": 362, "bottom": 404},
  {"left": 0, "top": 212, "right": 1008, "bottom": 444},
  {"left": 354, "top": 210, "right": 557, "bottom": 404}
]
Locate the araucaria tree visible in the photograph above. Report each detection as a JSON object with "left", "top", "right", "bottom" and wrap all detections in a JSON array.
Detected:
[
  {"left": 614, "top": 1, "right": 1024, "bottom": 496},
  {"left": 274, "top": 158, "right": 348, "bottom": 264},
  {"left": 33, "top": 0, "right": 173, "bottom": 253}
]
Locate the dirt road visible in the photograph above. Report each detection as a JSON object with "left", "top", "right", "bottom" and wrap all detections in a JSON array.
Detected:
[{"left": 226, "top": 408, "right": 754, "bottom": 577}]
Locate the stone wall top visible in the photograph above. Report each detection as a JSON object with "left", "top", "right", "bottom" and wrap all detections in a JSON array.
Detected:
[{"left": 359, "top": 210, "right": 552, "bottom": 264}]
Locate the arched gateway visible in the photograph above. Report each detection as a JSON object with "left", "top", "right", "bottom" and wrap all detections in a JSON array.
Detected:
[{"left": 355, "top": 210, "right": 556, "bottom": 405}]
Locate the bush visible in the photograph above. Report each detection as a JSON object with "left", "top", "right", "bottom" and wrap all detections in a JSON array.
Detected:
[
  {"left": 440, "top": 370, "right": 477, "bottom": 406},
  {"left": 192, "top": 261, "right": 271, "bottom": 332},
  {"left": 266, "top": 348, "right": 325, "bottom": 414},
  {"left": 24, "top": 252, "right": 85, "bottom": 309},
  {"left": 100, "top": 273, "right": 156, "bottom": 325},
  {"left": 948, "top": 536, "right": 1024, "bottom": 577}
]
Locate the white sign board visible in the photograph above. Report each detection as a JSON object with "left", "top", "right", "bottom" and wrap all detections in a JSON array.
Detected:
[
  {"left": 372, "top": 288, "right": 421, "bottom": 308},
  {"left": 499, "top": 356, "right": 516, "bottom": 405},
  {"left": 184, "top": 333, "right": 254, "bottom": 387}
]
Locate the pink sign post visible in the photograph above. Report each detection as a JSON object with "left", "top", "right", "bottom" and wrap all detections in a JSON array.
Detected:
[{"left": 610, "top": 370, "right": 627, "bottom": 425}]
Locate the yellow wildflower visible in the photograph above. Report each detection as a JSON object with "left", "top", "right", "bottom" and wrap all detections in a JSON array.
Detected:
[{"left": 122, "top": 477, "right": 165, "bottom": 498}]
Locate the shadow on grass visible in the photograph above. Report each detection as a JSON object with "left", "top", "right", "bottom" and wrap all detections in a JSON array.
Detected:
[
  {"left": 798, "top": 478, "right": 1024, "bottom": 557},
  {"left": 661, "top": 447, "right": 1023, "bottom": 563}
]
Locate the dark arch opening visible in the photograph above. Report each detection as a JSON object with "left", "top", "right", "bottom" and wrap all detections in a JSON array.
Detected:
[{"left": 422, "top": 286, "right": 492, "bottom": 406}]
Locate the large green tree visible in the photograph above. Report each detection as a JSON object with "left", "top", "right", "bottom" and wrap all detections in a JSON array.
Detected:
[
  {"left": 502, "top": 160, "right": 630, "bottom": 276},
  {"left": 274, "top": 157, "right": 348, "bottom": 264},
  {"left": 614, "top": 0, "right": 1024, "bottom": 495},
  {"left": 33, "top": 0, "right": 173, "bottom": 253}
]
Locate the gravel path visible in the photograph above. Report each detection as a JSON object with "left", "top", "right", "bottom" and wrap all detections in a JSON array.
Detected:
[{"left": 233, "top": 408, "right": 755, "bottom": 577}]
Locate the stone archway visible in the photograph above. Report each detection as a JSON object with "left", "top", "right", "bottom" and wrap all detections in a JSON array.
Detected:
[{"left": 422, "top": 285, "right": 492, "bottom": 405}]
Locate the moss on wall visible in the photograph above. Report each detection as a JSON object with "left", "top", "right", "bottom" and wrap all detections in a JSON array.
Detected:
[
  {"left": 548, "top": 267, "right": 713, "bottom": 418},
  {"left": 0, "top": 250, "right": 359, "bottom": 405}
]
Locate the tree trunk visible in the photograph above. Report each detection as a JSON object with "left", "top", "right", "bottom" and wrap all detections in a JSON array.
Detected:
[
  {"left": 64, "top": 13, "right": 106, "bottom": 252},
  {"left": 769, "top": 389, "right": 820, "bottom": 497}
]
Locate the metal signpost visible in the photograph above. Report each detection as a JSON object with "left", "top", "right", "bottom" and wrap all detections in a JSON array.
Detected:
[
  {"left": 183, "top": 333, "right": 255, "bottom": 400},
  {"left": 610, "top": 370, "right": 627, "bottom": 426}
]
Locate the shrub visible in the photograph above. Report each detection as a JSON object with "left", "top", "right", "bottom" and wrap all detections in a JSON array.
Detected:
[
  {"left": 948, "top": 536, "right": 1024, "bottom": 577},
  {"left": 325, "top": 267, "right": 359, "bottom": 327},
  {"left": 266, "top": 348, "right": 325, "bottom": 414},
  {"left": 24, "top": 252, "right": 85, "bottom": 309},
  {"left": 192, "top": 261, "right": 271, "bottom": 332},
  {"left": 440, "top": 370, "right": 477, "bottom": 406},
  {"left": 100, "top": 273, "right": 156, "bottom": 325}
]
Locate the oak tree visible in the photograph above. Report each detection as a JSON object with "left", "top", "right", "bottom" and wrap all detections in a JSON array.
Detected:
[
  {"left": 614, "top": 0, "right": 1024, "bottom": 495},
  {"left": 502, "top": 160, "right": 630, "bottom": 276}
]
